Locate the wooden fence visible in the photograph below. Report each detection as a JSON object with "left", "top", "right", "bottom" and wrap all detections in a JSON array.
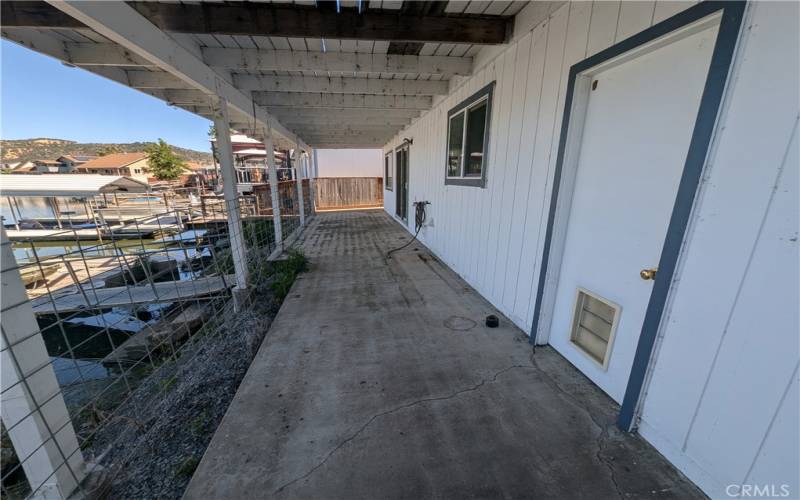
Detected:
[
  {"left": 314, "top": 177, "right": 383, "bottom": 211},
  {"left": 253, "top": 179, "right": 313, "bottom": 216}
]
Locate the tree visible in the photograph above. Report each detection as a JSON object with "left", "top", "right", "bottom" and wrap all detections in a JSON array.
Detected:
[{"left": 144, "top": 139, "right": 187, "bottom": 180}]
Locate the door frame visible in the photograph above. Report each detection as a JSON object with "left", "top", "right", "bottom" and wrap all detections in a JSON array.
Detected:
[
  {"left": 394, "top": 143, "right": 410, "bottom": 221},
  {"left": 529, "top": 1, "right": 746, "bottom": 431}
]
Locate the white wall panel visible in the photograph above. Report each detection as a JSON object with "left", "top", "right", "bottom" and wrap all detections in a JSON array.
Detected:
[
  {"left": 382, "top": 1, "right": 798, "bottom": 497},
  {"left": 637, "top": 2, "right": 800, "bottom": 497},
  {"left": 615, "top": 1, "right": 656, "bottom": 42}
]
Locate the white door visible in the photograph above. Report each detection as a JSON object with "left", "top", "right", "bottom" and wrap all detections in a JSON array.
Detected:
[{"left": 548, "top": 22, "right": 720, "bottom": 403}]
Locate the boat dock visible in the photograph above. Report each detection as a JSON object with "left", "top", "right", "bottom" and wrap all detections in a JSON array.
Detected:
[
  {"left": 23, "top": 254, "right": 142, "bottom": 299},
  {"left": 30, "top": 273, "right": 236, "bottom": 315}
]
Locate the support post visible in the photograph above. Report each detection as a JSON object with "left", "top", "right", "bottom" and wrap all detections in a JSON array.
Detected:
[
  {"left": 293, "top": 147, "right": 306, "bottom": 226},
  {"left": 212, "top": 99, "right": 249, "bottom": 308},
  {"left": 310, "top": 149, "right": 319, "bottom": 212},
  {"left": 303, "top": 153, "right": 313, "bottom": 216},
  {"left": 1, "top": 227, "right": 86, "bottom": 499},
  {"left": 263, "top": 134, "right": 283, "bottom": 250}
]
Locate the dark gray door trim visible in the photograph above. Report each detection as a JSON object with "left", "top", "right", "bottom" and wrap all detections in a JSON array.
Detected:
[{"left": 527, "top": 1, "right": 747, "bottom": 431}]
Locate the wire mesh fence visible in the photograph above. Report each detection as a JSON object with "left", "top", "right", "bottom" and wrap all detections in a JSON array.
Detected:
[{"left": 0, "top": 181, "right": 312, "bottom": 498}]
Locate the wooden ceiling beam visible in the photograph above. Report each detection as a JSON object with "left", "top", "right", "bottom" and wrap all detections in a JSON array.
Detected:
[
  {"left": 2, "top": 1, "right": 510, "bottom": 44},
  {"left": 254, "top": 92, "right": 432, "bottom": 110},
  {"left": 204, "top": 48, "right": 472, "bottom": 76},
  {"left": 131, "top": 2, "right": 510, "bottom": 45},
  {"left": 233, "top": 74, "right": 449, "bottom": 96}
]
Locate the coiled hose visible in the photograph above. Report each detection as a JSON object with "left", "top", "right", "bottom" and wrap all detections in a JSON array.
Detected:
[{"left": 386, "top": 201, "right": 429, "bottom": 259}]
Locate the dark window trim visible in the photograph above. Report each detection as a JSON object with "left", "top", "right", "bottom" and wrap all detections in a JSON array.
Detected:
[
  {"left": 527, "top": 1, "right": 746, "bottom": 432},
  {"left": 384, "top": 151, "right": 393, "bottom": 191},
  {"left": 445, "top": 81, "right": 495, "bottom": 188}
]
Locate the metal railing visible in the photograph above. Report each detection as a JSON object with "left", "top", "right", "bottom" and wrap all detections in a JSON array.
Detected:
[{"left": 0, "top": 185, "right": 310, "bottom": 498}]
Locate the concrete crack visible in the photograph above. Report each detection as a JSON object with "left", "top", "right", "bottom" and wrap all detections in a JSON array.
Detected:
[
  {"left": 274, "top": 363, "right": 529, "bottom": 494},
  {"left": 528, "top": 352, "right": 625, "bottom": 499}
]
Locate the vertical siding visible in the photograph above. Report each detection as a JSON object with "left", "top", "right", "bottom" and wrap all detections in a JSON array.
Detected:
[
  {"left": 638, "top": 2, "right": 800, "bottom": 496},
  {"left": 382, "top": 1, "right": 798, "bottom": 497},
  {"left": 384, "top": 0, "right": 671, "bottom": 329}
]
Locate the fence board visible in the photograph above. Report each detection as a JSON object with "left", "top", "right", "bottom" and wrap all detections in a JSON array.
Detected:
[{"left": 314, "top": 177, "right": 384, "bottom": 210}]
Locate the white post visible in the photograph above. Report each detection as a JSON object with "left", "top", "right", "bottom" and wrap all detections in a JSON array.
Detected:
[
  {"left": 1, "top": 227, "right": 86, "bottom": 499},
  {"left": 293, "top": 147, "right": 306, "bottom": 226},
  {"left": 263, "top": 134, "right": 283, "bottom": 249},
  {"left": 212, "top": 99, "right": 249, "bottom": 301},
  {"left": 310, "top": 149, "right": 319, "bottom": 212},
  {"left": 303, "top": 153, "right": 314, "bottom": 216}
]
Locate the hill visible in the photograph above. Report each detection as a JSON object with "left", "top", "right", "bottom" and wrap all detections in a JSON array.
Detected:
[{"left": 1, "top": 138, "right": 213, "bottom": 165}]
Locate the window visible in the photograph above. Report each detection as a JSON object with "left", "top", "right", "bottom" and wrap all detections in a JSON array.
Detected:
[
  {"left": 569, "top": 288, "right": 621, "bottom": 369},
  {"left": 445, "top": 81, "right": 494, "bottom": 187},
  {"left": 384, "top": 152, "right": 393, "bottom": 191},
  {"left": 237, "top": 169, "right": 252, "bottom": 183}
]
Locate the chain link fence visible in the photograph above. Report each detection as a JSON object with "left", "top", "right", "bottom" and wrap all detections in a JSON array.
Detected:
[{"left": 1, "top": 182, "right": 311, "bottom": 498}]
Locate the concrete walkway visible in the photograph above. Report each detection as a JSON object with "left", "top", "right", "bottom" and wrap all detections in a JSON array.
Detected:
[{"left": 185, "top": 210, "right": 702, "bottom": 499}]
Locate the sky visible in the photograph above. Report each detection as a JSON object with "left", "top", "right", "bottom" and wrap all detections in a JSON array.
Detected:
[{"left": 0, "top": 39, "right": 212, "bottom": 152}]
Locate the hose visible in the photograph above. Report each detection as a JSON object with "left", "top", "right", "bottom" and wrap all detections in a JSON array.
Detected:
[{"left": 386, "top": 201, "right": 429, "bottom": 259}]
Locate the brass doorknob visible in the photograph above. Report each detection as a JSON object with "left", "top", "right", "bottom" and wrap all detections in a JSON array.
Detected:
[{"left": 640, "top": 268, "right": 658, "bottom": 280}]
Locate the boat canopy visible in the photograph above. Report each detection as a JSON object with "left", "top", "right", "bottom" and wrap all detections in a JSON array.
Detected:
[{"left": 0, "top": 175, "right": 150, "bottom": 197}]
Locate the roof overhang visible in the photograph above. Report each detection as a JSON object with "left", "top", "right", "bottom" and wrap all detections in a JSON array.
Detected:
[{"left": 0, "top": 174, "right": 151, "bottom": 197}]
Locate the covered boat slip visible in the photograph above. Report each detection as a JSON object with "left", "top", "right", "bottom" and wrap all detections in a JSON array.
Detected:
[
  {"left": 184, "top": 210, "right": 703, "bottom": 499},
  {"left": 1, "top": 174, "right": 156, "bottom": 239}
]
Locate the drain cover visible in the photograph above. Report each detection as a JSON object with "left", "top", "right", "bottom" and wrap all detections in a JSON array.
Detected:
[{"left": 444, "top": 316, "right": 477, "bottom": 331}]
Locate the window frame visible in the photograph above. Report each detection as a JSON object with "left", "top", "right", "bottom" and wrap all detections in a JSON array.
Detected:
[
  {"left": 384, "top": 151, "right": 393, "bottom": 191},
  {"left": 444, "top": 81, "right": 495, "bottom": 188}
]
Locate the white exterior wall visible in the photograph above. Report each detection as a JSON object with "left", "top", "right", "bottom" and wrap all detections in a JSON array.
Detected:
[
  {"left": 637, "top": 2, "right": 799, "bottom": 497},
  {"left": 316, "top": 149, "right": 382, "bottom": 177},
  {"left": 382, "top": 1, "right": 799, "bottom": 497},
  {"left": 383, "top": 149, "right": 397, "bottom": 216}
]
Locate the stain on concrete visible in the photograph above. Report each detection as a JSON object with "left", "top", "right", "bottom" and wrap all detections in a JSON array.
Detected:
[{"left": 184, "top": 210, "right": 704, "bottom": 500}]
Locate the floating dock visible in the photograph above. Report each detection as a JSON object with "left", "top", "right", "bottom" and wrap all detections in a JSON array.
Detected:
[{"left": 30, "top": 274, "right": 236, "bottom": 315}]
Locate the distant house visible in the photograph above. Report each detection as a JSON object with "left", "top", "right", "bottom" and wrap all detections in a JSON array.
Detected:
[
  {"left": 33, "top": 159, "right": 63, "bottom": 173},
  {"left": 77, "top": 152, "right": 149, "bottom": 182},
  {"left": 2, "top": 161, "right": 35, "bottom": 173},
  {"left": 209, "top": 134, "right": 292, "bottom": 192},
  {"left": 56, "top": 155, "right": 96, "bottom": 172}
]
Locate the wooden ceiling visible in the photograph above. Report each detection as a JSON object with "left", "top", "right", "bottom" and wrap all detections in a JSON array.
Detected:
[{"left": 1, "top": 1, "right": 548, "bottom": 148}]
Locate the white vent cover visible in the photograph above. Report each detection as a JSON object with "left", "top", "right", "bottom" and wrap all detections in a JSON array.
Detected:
[{"left": 569, "top": 288, "right": 621, "bottom": 369}]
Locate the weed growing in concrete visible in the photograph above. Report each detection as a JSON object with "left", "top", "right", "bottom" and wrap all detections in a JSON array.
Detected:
[
  {"left": 269, "top": 250, "right": 308, "bottom": 301},
  {"left": 159, "top": 375, "right": 177, "bottom": 392},
  {"left": 175, "top": 456, "right": 199, "bottom": 478}
]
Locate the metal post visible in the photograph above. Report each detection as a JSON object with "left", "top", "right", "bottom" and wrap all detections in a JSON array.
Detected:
[
  {"left": 113, "top": 193, "right": 122, "bottom": 223},
  {"left": 293, "top": 147, "right": 306, "bottom": 226},
  {"left": 263, "top": 134, "right": 283, "bottom": 249},
  {"left": 212, "top": 98, "right": 249, "bottom": 305},
  {"left": 50, "top": 197, "right": 63, "bottom": 229},
  {"left": 1, "top": 227, "right": 86, "bottom": 499},
  {"left": 12, "top": 196, "right": 24, "bottom": 227},
  {"left": 63, "top": 258, "right": 91, "bottom": 308},
  {"left": 8, "top": 196, "right": 20, "bottom": 230}
]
